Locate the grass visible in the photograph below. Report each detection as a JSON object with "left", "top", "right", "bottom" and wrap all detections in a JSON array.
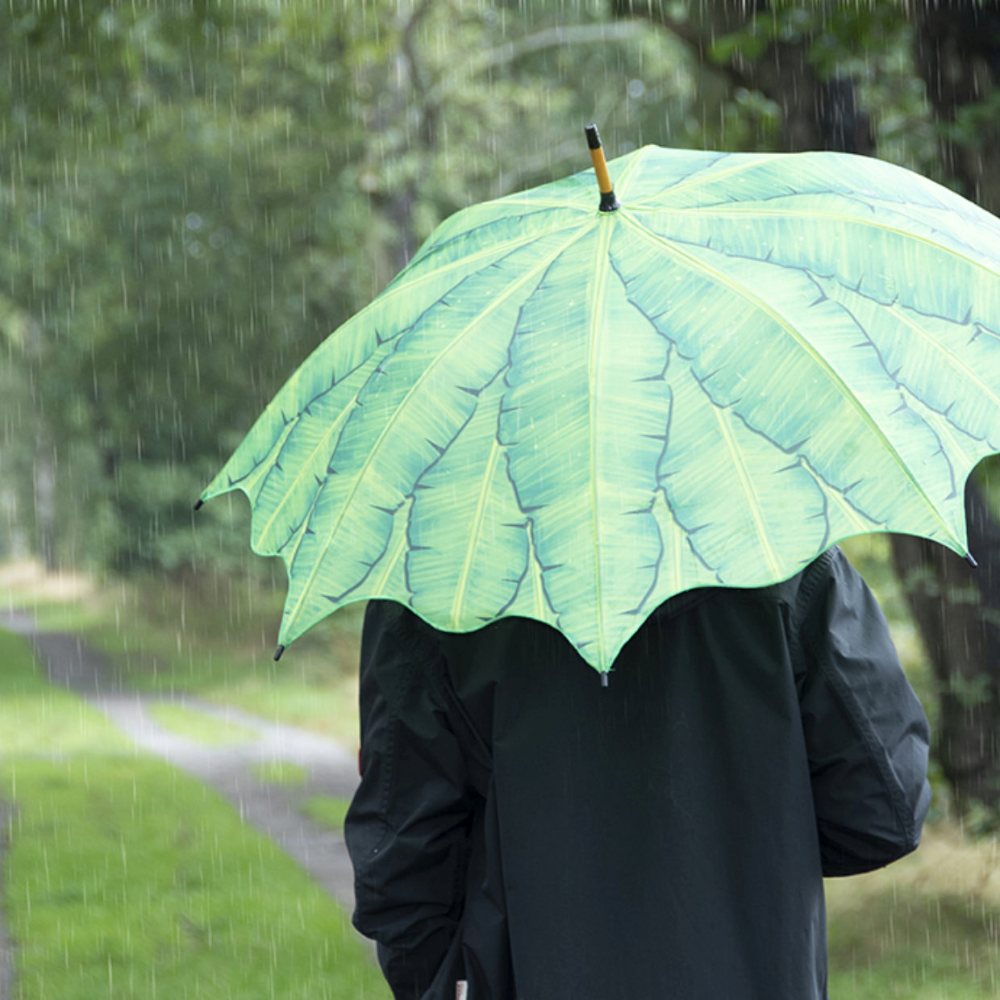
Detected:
[
  {"left": 300, "top": 796, "right": 352, "bottom": 832},
  {"left": 826, "top": 823, "right": 1000, "bottom": 997},
  {"left": 253, "top": 762, "right": 309, "bottom": 786},
  {"left": 0, "top": 629, "right": 132, "bottom": 758},
  {"left": 0, "top": 629, "right": 390, "bottom": 1000},
  {"left": 146, "top": 702, "right": 260, "bottom": 746}
]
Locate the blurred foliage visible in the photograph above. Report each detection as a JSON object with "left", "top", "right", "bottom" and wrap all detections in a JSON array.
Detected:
[{"left": 0, "top": 0, "right": 695, "bottom": 575}]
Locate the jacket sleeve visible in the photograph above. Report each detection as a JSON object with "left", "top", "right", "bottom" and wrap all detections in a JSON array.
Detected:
[
  {"left": 793, "top": 548, "right": 932, "bottom": 877},
  {"left": 344, "top": 600, "right": 474, "bottom": 999}
]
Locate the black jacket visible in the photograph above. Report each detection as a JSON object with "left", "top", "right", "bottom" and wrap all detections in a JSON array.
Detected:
[{"left": 345, "top": 548, "right": 931, "bottom": 1000}]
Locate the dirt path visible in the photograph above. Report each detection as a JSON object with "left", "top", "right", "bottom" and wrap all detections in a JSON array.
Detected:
[{"left": 0, "top": 610, "right": 364, "bottom": 930}]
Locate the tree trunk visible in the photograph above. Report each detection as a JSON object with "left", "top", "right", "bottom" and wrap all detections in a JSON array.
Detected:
[
  {"left": 891, "top": 485, "right": 1000, "bottom": 812},
  {"left": 33, "top": 431, "right": 58, "bottom": 572}
]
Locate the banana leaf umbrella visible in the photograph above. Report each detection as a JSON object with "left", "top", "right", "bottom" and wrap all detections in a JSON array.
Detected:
[{"left": 198, "top": 127, "right": 1000, "bottom": 678}]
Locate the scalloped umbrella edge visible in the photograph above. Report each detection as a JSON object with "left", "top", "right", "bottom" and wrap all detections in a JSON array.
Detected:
[{"left": 198, "top": 132, "right": 1000, "bottom": 675}]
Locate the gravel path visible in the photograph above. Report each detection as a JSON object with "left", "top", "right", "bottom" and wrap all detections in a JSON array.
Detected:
[{"left": 0, "top": 610, "right": 368, "bottom": 989}]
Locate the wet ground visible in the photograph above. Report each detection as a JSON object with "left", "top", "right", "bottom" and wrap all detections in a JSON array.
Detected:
[{"left": 0, "top": 610, "right": 367, "bottom": 990}]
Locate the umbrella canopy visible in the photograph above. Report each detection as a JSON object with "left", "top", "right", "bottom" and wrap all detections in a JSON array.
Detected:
[{"left": 199, "top": 139, "right": 1000, "bottom": 673}]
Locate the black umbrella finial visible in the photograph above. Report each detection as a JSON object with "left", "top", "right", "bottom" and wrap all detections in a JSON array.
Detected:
[{"left": 585, "top": 125, "right": 620, "bottom": 213}]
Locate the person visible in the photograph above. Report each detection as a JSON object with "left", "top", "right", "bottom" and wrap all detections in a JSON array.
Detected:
[{"left": 344, "top": 546, "right": 931, "bottom": 1000}]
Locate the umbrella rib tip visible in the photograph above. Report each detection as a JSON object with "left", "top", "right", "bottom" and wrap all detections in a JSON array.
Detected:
[
  {"left": 966, "top": 551, "right": 979, "bottom": 568},
  {"left": 193, "top": 498, "right": 204, "bottom": 511},
  {"left": 274, "top": 644, "right": 286, "bottom": 661}
]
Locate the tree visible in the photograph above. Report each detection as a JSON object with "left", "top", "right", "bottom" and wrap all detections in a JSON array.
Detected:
[
  {"left": 1, "top": 2, "right": 400, "bottom": 571},
  {"left": 0, "top": 0, "right": 696, "bottom": 574}
]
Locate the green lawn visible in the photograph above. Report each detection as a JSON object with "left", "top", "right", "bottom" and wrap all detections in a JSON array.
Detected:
[
  {"left": 147, "top": 702, "right": 260, "bottom": 746},
  {"left": 253, "top": 761, "right": 309, "bottom": 786},
  {"left": 0, "top": 629, "right": 390, "bottom": 1000},
  {"left": 300, "top": 796, "right": 352, "bottom": 833},
  {"left": 826, "top": 824, "right": 1000, "bottom": 998}
]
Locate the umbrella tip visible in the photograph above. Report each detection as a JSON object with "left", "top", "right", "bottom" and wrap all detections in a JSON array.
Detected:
[
  {"left": 600, "top": 671, "right": 610, "bottom": 689},
  {"left": 274, "top": 644, "right": 285, "bottom": 662},
  {"left": 584, "top": 124, "right": 620, "bottom": 213},
  {"left": 193, "top": 498, "right": 204, "bottom": 511},
  {"left": 966, "top": 551, "right": 979, "bottom": 568}
]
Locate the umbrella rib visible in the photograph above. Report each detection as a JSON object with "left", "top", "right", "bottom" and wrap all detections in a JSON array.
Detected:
[
  {"left": 881, "top": 302, "right": 1000, "bottom": 409},
  {"left": 584, "top": 216, "right": 617, "bottom": 660},
  {"left": 325, "top": 223, "right": 586, "bottom": 355},
  {"left": 711, "top": 405, "right": 783, "bottom": 580},
  {"left": 251, "top": 356, "right": 386, "bottom": 553},
  {"left": 635, "top": 205, "right": 1000, "bottom": 286},
  {"left": 281, "top": 225, "right": 592, "bottom": 640},
  {"left": 448, "top": 433, "right": 506, "bottom": 629},
  {"left": 413, "top": 206, "right": 587, "bottom": 267},
  {"left": 475, "top": 197, "right": 592, "bottom": 212},
  {"left": 797, "top": 454, "right": 884, "bottom": 537},
  {"left": 621, "top": 213, "right": 965, "bottom": 551},
  {"left": 628, "top": 152, "right": 785, "bottom": 204},
  {"left": 366, "top": 500, "right": 412, "bottom": 595},
  {"left": 219, "top": 416, "right": 299, "bottom": 499},
  {"left": 899, "top": 387, "right": 990, "bottom": 499},
  {"left": 607, "top": 145, "right": 653, "bottom": 202}
]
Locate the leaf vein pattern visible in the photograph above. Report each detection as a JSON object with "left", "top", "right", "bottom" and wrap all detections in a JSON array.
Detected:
[
  {"left": 283, "top": 227, "right": 589, "bottom": 636},
  {"left": 645, "top": 206, "right": 1000, "bottom": 283},
  {"left": 225, "top": 416, "right": 298, "bottom": 495},
  {"left": 448, "top": 431, "right": 506, "bottom": 628},
  {"left": 414, "top": 207, "right": 586, "bottom": 267},
  {"left": 627, "top": 151, "right": 771, "bottom": 204},
  {"left": 621, "top": 212, "right": 961, "bottom": 547},
  {"left": 254, "top": 357, "right": 388, "bottom": 550}
]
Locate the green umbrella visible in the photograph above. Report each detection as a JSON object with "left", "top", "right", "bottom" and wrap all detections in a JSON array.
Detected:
[{"left": 199, "top": 128, "right": 1000, "bottom": 676}]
